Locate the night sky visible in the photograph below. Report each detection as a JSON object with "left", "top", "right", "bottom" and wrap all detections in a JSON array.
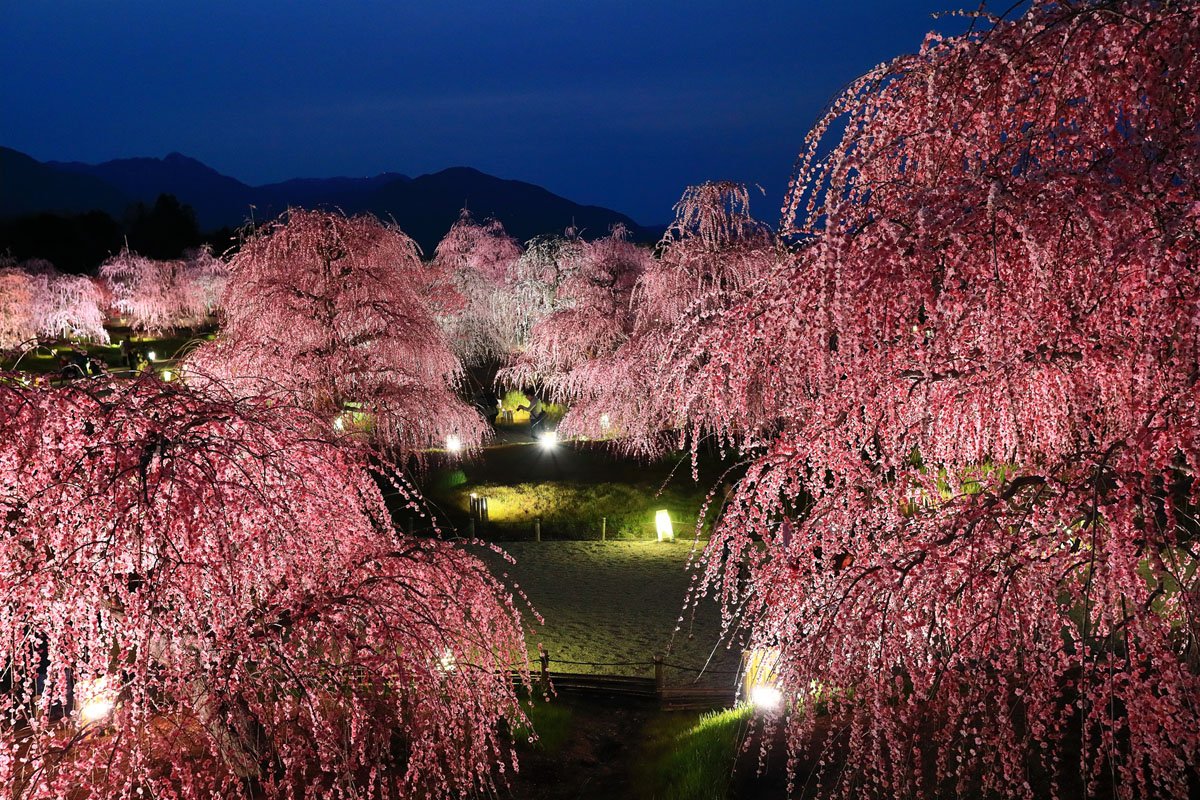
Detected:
[{"left": 2, "top": 1, "right": 972, "bottom": 225}]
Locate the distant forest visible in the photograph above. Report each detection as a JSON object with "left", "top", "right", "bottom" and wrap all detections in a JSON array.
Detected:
[{"left": 0, "top": 194, "right": 237, "bottom": 272}]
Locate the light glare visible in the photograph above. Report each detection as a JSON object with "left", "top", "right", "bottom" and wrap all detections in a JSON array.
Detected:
[
  {"left": 655, "top": 509, "right": 674, "bottom": 541},
  {"left": 749, "top": 685, "right": 783, "bottom": 712},
  {"left": 77, "top": 676, "right": 116, "bottom": 725}
]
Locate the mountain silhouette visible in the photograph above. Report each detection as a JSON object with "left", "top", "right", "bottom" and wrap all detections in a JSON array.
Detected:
[
  {"left": 1, "top": 147, "right": 130, "bottom": 218},
  {"left": 3, "top": 148, "right": 657, "bottom": 252}
]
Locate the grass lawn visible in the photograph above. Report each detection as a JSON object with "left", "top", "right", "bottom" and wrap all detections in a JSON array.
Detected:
[
  {"left": 635, "top": 706, "right": 756, "bottom": 800},
  {"left": 2, "top": 329, "right": 214, "bottom": 375},
  {"left": 422, "top": 439, "right": 738, "bottom": 540},
  {"left": 472, "top": 541, "right": 742, "bottom": 688}
]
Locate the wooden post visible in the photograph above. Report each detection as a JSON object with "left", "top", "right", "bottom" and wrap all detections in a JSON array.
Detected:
[
  {"left": 538, "top": 644, "right": 550, "bottom": 688},
  {"left": 480, "top": 496, "right": 489, "bottom": 523},
  {"left": 467, "top": 518, "right": 475, "bottom": 538},
  {"left": 601, "top": 516, "right": 607, "bottom": 541},
  {"left": 654, "top": 655, "right": 664, "bottom": 694},
  {"left": 534, "top": 517, "right": 541, "bottom": 542}
]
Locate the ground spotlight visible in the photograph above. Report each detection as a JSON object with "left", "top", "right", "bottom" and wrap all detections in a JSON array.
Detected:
[
  {"left": 76, "top": 676, "right": 116, "bottom": 726},
  {"left": 749, "top": 684, "right": 783, "bottom": 712},
  {"left": 655, "top": 509, "right": 674, "bottom": 541}
]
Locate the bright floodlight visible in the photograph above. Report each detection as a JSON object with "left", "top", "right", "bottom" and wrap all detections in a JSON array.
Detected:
[
  {"left": 599, "top": 413, "right": 611, "bottom": 431},
  {"left": 749, "top": 684, "right": 783, "bottom": 712},
  {"left": 161, "top": 369, "right": 174, "bottom": 382},
  {"left": 77, "top": 676, "right": 116, "bottom": 725},
  {"left": 655, "top": 509, "right": 674, "bottom": 541},
  {"left": 445, "top": 434, "right": 463, "bottom": 454},
  {"left": 147, "top": 350, "right": 157, "bottom": 361},
  {"left": 538, "top": 430, "right": 558, "bottom": 449}
]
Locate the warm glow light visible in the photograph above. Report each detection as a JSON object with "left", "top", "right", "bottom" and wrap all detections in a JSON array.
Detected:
[
  {"left": 161, "top": 369, "right": 173, "bottom": 382},
  {"left": 749, "top": 685, "right": 783, "bottom": 711},
  {"left": 743, "top": 647, "right": 782, "bottom": 713},
  {"left": 333, "top": 414, "right": 346, "bottom": 432},
  {"left": 655, "top": 509, "right": 674, "bottom": 541},
  {"left": 437, "top": 649, "right": 457, "bottom": 673},
  {"left": 77, "top": 676, "right": 116, "bottom": 726},
  {"left": 445, "top": 435, "right": 463, "bottom": 454},
  {"left": 147, "top": 351, "right": 157, "bottom": 361},
  {"left": 538, "top": 430, "right": 558, "bottom": 449},
  {"left": 599, "top": 413, "right": 611, "bottom": 431}
]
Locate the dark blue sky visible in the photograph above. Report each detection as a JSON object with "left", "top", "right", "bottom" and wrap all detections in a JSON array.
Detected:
[{"left": 2, "top": 2, "right": 969, "bottom": 225}]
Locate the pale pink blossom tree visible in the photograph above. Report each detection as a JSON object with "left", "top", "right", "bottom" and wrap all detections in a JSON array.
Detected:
[
  {"left": 506, "top": 230, "right": 586, "bottom": 349},
  {"left": 0, "top": 376, "right": 529, "bottom": 799},
  {"left": 508, "top": 186, "right": 775, "bottom": 451},
  {"left": 501, "top": 224, "right": 653, "bottom": 429},
  {"left": 99, "top": 247, "right": 185, "bottom": 334},
  {"left": 653, "top": 2, "right": 1200, "bottom": 797},
  {"left": 432, "top": 209, "right": 524, "bottom": 366},
  {"left": 175, "top": 246, "right": 229, "bottom": 327},
  {"left": 38, "top": 272, "right": 110, "bottom": 344},
  {"left": 0, "top": 266, "right": 41, "bottom": 351},
  {"left": 187, "top": 209, "right": 486, "bottom": 454}
]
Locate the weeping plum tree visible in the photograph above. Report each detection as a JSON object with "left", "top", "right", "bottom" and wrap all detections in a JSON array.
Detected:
[
  {"left": 506, "top": 231, "right": 586, "bottom": 346},
  {"left": 187, "top": 209, "right": 486, "bottom": 454},
  {"left": 0, "top": 266, "right": 40, "bottom": 350},
  {"left": 584, "top": 183, "right": 774, "bottom": 449},
  {"left": 652, "top": 2, "right": 1200, "bottom": 797},
  {"left": 432, "top": 209, "right": 524, "bottom": 367},
  {"left": 38, "top": 272, "right": 110, "bottom": 344},
  {"left": 501, "top": 224, "right": 652, "bottom": 431},
  {"left": 0, "top": 262, "right": 109, "bottom": 350},
  {"left": 176, "top": 245, "right": 229, "bottom": 327},
  {"left": 0, "top": 376, "right": 529, "bottom": 799},
  {"left": 99, "top": 247, "right": 186, "bottom": 334},
  {"left": 509, "top": 185, "right": 774, "bottom": 451}
]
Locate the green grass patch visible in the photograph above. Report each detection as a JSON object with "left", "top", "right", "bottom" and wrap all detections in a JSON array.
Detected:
[
  {"left": 442, "top": 479, "right": 709, "bottom": 539},
  {"left": 2, "top": 330, "right": 215, "bottom": 374},
  {"left": 511, "top": 698, "right": 574, "bottom": 755},
  {"left": 494, "top": 389, "right": 567, "bottom": 426},
  {"left": 638, "top": 706, "right": 752, "bottom": 800}
]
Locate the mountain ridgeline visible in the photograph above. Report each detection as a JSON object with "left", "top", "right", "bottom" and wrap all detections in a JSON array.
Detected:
[{"left": 0, "top": 146, "right": 661, "bottom": 264}]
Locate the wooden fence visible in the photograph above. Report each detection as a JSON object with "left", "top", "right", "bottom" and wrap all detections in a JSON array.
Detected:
[{"left": 517, "top": 648, "right": 740, "bottom": 711}]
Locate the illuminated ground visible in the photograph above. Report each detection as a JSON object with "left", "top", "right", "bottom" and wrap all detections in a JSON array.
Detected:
[{"left": 473, "top": 540, "right": 743, "bottom": 689}]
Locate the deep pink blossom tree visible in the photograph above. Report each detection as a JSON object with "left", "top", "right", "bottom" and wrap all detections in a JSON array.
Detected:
[
  {"left": 432, "top": 210, "right": 524, "bottom": 366},
  {"left": 0, "top": 376, "right": 528, "bottom": 799},
  {"left": 656, "top": 3, "right": 1200, "bottom": 797},
  {"left": 187, "top": 209, "right": 485, "bottom": 454}
]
